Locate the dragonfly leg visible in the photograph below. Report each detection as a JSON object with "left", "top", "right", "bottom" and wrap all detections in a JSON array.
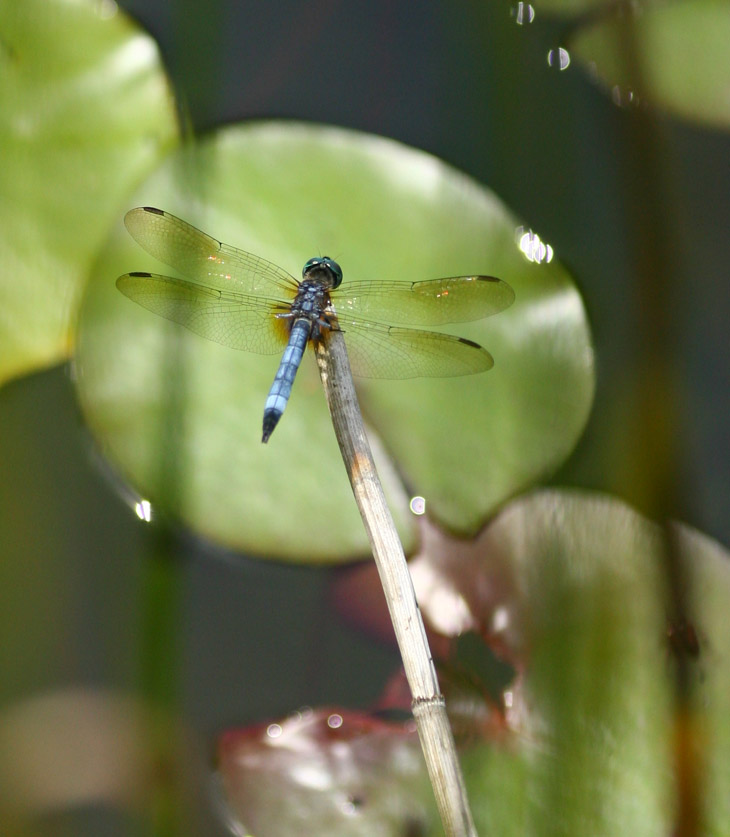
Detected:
[{"left": 311, "top": 315, "right": 340, "bottom": 340}]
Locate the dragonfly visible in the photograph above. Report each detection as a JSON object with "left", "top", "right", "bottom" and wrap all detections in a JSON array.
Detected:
[{"left": 117, "top": 207, "right": 515, "bottom": 442}]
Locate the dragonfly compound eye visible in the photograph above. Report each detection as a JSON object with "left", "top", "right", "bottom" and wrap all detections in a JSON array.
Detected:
[{"left": 302, "top": 257, "right": 343, "bottom": 289}]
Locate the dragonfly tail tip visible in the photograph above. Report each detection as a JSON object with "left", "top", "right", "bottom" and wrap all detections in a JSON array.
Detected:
[{"left": 262, "top": 409, "right": 281, "bottom": 444}]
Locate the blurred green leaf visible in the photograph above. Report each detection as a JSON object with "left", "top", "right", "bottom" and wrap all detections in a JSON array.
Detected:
[
  {"left": 683, "top": 524, "right": 730, "bottom": 833},
  {"left": 75, "top": 122, "right": 593, "bottom": 561},
  {"left": 546, "top": 0, "right": 730, "bottom": 129},
  {"left": 0, "top": 0, "right": 178, "bottom": 386},
  {"left": 411, "top": 489, "right": 729, "bottom": 835},
  {"left": 470, "top": 490, "right": 672, "bottom": 834}
]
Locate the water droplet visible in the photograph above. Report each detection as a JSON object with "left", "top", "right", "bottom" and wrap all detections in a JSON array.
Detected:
[
  {"left": 290, "top": 705, "right": 312, "bottom": 723},
  {"left": 266, "top": 723, "right": 282, "bottom": 739},
  {"left": 515, "top": 227, "right": 554, "bottom": 264},
  {"left": 327, "top": 713, "right": 343, "bottom": 729},
  {"left": 409, "top": 496, "right": 426, "bottom": 516},
  {"left": 611, "top": 85, "right": 639, "bottom": 107},
  {"left": 511, "top": 2, "right": 535, "bottom": 24},
  {"left": 492, "top": 605, "right": 510, "bottom": 632},
  {"left": 134, "top": 499, "right": 153, "bottom": 522},
  {"left": 547, "top": 47, "right": 571, "bottom": 71}
]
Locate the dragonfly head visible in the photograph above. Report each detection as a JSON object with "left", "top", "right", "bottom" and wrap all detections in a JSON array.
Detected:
[{"left": 302, "top": 257, "right": 343, "bottom": 289}]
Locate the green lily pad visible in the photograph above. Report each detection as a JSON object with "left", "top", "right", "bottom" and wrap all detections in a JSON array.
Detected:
[
  {"left": 561, "top": 0, "right": 730, "bottom": 129},
  {"left": 0, "top": 0, "right": 178, "bottom": 386},
  {"left": 74, "top": 123, "right": 593, "bottom": 561},
  {"left": 410, "top": 489, "right": 730, "bottom": 834},
  {"left": 458, "top": 492, "right": 672, "bottom": 836}
]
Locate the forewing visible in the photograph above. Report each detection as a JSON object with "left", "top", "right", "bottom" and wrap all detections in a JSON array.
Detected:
[
  {"left": 338, "top": 318, "right": 494, "bottom": 379},
  {"left": 333, "top": 276, "right": 514, "bottom": 326},
  {"left": 124, "top": 207, "right": 299, "bottom": 297},
  {"left": 116, "top": 272, "right": 288, "bottom": 354}
]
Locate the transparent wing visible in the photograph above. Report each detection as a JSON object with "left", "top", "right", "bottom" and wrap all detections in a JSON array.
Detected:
[
  {"left": 116, "top": 272, "right": 290, "bottom": 354},
  {"left": 332, "top": 275, "right": 514, "bottom": 326},
  {"left": 338, "top": 317, "right": 494, "bottom": 379},
  {"left": 124, "top": 207, "right": 300, "bottom": 297}
]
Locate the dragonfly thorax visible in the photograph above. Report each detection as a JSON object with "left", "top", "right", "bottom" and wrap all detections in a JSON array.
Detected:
[
  {"left": 302, "top": 256, "right": 343, "bottom": 289},
  {"left": 289, "top": 279, "right": 332, "bottom": 328}
]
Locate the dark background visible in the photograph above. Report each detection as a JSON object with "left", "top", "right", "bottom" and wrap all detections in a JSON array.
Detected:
[{"left": 1, "top": 1, "right": 728, "bottom": 834}]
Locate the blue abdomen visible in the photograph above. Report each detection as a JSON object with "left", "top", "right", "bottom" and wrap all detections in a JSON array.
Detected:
[{"left": 261, "top": 318, "right": 311, "bottom": 442}]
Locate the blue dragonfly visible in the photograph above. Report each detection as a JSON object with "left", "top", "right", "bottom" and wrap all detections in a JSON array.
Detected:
[{"left": 117, "top": 207, "right": 515, "bottom": 442}]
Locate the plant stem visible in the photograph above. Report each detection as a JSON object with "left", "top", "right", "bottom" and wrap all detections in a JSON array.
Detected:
[{"left": 314, "top": 326, "right": 477, "bottom": 837}]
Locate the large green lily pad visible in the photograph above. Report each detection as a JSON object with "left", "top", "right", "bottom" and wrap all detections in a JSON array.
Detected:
[
  {"left": 0, "top": 0, "right": 178, "bottom": 386},
  {"left": 75, "top": 123, "right": 594, "bottom": 561}
]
